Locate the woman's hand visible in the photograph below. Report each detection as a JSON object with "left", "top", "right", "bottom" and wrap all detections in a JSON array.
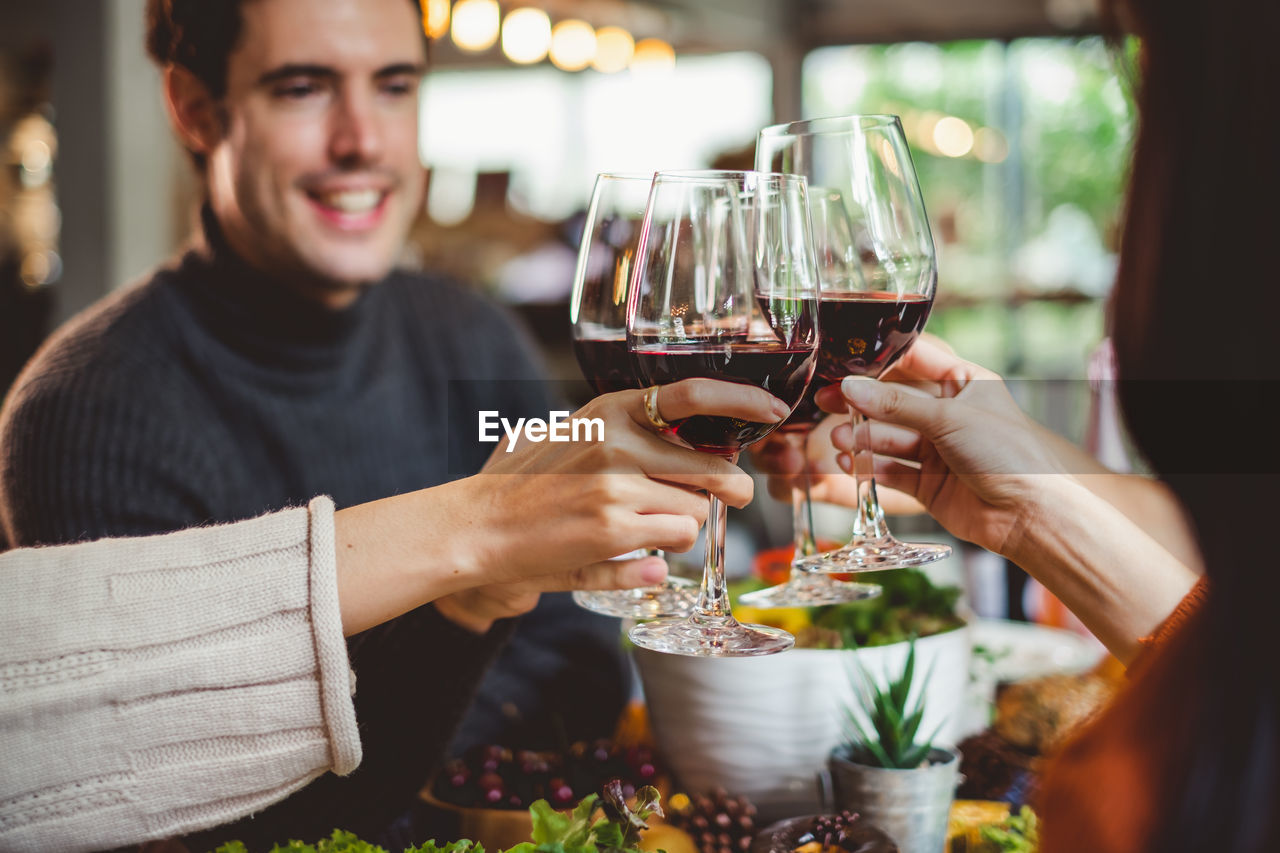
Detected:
[
  {"left": 476, "top": 379, "right": 783, "bottom": 568},
  {"left": 422, "top": 379, "right": 788, "bottom": 630},
  {"left": 749, "top": 333, "right": 964, "bottom": 515},
  {"left": 827, "top": 337, "right": 1067, "bottom": 557},
  {"left": 337, "top": 379, "right": 785, "bottom": 635}
]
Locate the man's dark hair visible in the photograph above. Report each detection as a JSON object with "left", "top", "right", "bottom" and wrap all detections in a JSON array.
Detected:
[{"left": 145, "top": 0, "right": 246, "bottom": 100}]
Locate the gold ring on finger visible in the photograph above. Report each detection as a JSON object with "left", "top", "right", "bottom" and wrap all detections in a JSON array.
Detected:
[{"left": 643, "top": 385, "right": 672, "bottom": 431}]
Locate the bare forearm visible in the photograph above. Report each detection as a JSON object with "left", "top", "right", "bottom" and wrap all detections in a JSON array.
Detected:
[
  {"left": 1038, "top": 426, "right": 1203, "bottom": 572},
  {"left": 1008, "top": 476, "right": 1198, "bottom": 664},
  {"left": 332, "top": 481, "right": 487, "bottom": 636}
]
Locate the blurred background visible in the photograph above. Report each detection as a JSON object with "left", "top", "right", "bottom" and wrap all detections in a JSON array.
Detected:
[{"left": 0, "top": 0, "right": 1128, "bottom": 625}]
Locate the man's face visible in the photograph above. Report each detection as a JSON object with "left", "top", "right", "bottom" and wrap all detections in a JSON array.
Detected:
[{"left": 206, "top": 0, "right": 427, "bottom": 306}]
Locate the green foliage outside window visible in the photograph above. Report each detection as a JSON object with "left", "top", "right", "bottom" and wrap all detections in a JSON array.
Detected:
[{"left": 803, "top": 37, "right": 1136, "bottom": 381}]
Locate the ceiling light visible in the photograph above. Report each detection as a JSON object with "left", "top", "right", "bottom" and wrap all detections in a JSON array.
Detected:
[
  {"left": 630, "top": 38, "right": 675, "bottom": 74},
  {"left": 545, "top": 19, "right": 593, "bottom": 71},
  {"left": 591, "top": 26, "right": 635, "bottom": 73},
  {"left": 423, "top": 0, "right": 450, "bottom": 39},
  {"left": 452, "top": 0, "right": 500, "bottom": 53},
  {"left": 502, "top": 7, "right": 552, "bottom": 64},
  {"left": 550, "top": 19, "right": 597, "bottom": 72}
]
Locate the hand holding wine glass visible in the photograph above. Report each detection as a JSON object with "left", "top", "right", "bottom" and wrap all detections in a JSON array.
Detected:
[
  {"left": 626, "top": 169, "right": 820, "bottom": 656},
  {"left": 822, "top": 336, "right": 1073, "bottom": 557},
  {"left": 478, "top": 379, "right": 782, "bottom": 581}
]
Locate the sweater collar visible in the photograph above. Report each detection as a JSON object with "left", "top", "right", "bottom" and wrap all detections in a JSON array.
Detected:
[{"left": 174, "top": 206, "right": 383, "bottom": 370}]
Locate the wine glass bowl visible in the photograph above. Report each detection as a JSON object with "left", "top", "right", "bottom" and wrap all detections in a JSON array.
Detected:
[
  {"left": 757, "top": 114, "right": 952, "bottom": 572},
  {"left": 569, "top": 172, "right": 697, "bottom": 619},
  {"left": 626, "top": 169, "right": 820, "bottom": 656}
]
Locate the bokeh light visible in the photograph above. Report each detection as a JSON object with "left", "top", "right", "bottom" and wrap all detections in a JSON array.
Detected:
[
  {"left": 502, "top": 7, "right": 552, "bottom": 65},
  {"left": 630, "top": 38, "right": 675, "bottom": 74},
  {"left": 550, "top": 19, "right": 597, "bottom": 72},
  {"left": 591, "top": 26, "right": 635, "bottom": 74},
  {"left": 452, "top": 0, "right": 500, "bottom": 52},
  {"left": 933, "top": 115, "right": 974, "bottom": 158}
]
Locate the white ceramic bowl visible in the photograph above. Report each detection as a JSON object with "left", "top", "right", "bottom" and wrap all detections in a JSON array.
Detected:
[{"left": 634, "top": 625, "right": 972, "bottom": 822}]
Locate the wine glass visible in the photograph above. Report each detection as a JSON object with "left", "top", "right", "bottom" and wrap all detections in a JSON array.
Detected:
[
  {"left": 757, "top": 114, "right": 952, "bottom": 571},
  {"left": 738, "top": 189, "right": 881, "bottom": 607},
  {"left": 569, "top": 172, "right": 697, "bottom": 619},
  {"left": 625, "top": 169, "right": 820, "bottom": 656}
]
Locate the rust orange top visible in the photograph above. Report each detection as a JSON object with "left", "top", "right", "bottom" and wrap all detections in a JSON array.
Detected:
[{"left": 1037, "top": 578, "right": 1209, "bottom": 853}]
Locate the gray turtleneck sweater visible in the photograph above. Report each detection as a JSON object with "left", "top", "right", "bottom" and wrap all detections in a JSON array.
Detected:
[{"left": 0, "top": 213, "right": 629, "bottom": 849}]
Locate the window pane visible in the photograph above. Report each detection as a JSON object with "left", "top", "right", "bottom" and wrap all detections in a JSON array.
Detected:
[
  {"left": 803, "top": 38, "right": 1134, "bottom": 378},
  {"left": 421, "top": 53, "right": 772, "bottom": 224}
]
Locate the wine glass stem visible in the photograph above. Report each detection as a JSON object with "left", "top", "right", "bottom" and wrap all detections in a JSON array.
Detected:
[
  {"left": 792, "top": 431, "right": 820, "bottom": 559},
  {"left": 692, "top": 493, "right": 733, "bottom": 625},
  {"left": 850, "top": 391, "right": 889, "bottom": 540}
]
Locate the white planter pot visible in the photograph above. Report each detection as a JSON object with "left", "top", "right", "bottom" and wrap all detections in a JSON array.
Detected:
[{"left": 634, "top": 625, "right": 971, "bottom": 822}]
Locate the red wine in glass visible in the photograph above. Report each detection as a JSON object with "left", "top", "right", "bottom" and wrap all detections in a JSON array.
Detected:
[
  {"left": 572, "top": 336, "right": 642, "bottom": 396},
  {"left": 630, "top": 341, "right": 815, "bottom": 454},
  {"left": 772, "top": 293, "right": 930, "bottom": 432},
  {"left": 815, "top": 291, "right": 932, "bottom": 381}
]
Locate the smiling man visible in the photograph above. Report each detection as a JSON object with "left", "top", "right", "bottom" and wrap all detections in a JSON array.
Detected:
[
  {"left": 0, "top": 0, "right": 629, "bottom": 848},
  {"left": 195, "top": 0, "right": 427, "bottom": 302}
]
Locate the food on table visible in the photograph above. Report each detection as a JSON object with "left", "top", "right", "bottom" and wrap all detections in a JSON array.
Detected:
[
  {"left": 213, "top": 782, "right": 665, "bottom": 853},
  {"left": 957, "top": 671, "right": 1115, "bottom": 804},
  {"left": 946, "top": 803, "right": 1039, "bottom": 852},
  {"left": 954, "top": 730, "right": 1039, "bottom": 805},
  {"left": 433, "top": 740, "right": 661, "bottom": 811},
  {"left": 637, "top": 821, "right": 701, "bottom": 853},
  {"left": 747, "top": 811, "right": 899, "bottom": 853},
  {"left": 666, "top": 789, "right": 759, "bottom": 853},
  {"left": 732, "top": 568, "right": 965, "bottom": 650},
  {"left": 993, "top": 672, "right": 1113, "bottom": 754}
]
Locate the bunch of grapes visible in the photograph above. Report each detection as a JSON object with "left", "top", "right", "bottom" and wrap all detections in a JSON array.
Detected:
[{"left": 433, "top": 740, "right": 660, "bottom": 811}]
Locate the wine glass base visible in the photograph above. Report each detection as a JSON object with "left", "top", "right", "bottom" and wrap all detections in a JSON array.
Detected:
[
  {"left": 572, "top": 576, "right": 697, "bottom": 619},
  {"left": 796, "top": 535, "right": 952, "bottom": 573},
  {"left": 737, "top": 574, "right": 881, "bottom": 608},
  {"left": 628, "top": 616, "right": 794, "bottom": 657}
]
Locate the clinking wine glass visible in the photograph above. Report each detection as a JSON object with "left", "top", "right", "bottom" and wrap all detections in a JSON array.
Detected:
[
  {"left": 569, "top": 172, "right": 696, "bottom": 619},
  {"left": 757, "top": 114, "right": 952, "bottom": 571},
  {"left": 738, "top": 189, "right": 881, "bottom": 608},
  {"left": 625, "top": 169, "right": 820, "bottom": 656}
]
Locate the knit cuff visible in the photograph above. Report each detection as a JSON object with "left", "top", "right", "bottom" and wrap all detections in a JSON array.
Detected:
[
  {"left": 1137, "top": 575, "right": 1208, "bottom": 652},
  {"left": 307, "top": 496, "right": 362, "bottom": 776}
]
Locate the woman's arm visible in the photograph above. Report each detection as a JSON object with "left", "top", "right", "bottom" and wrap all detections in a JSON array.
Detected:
[
  {"left": 333, "top": 378, "right": 777, "bottom": 635},
  {"left": 0, "top": 498, "right": 359, "bottom": 853},
  {"left": 827, "top": 349, "right": 1198, "bottom": 664},
  {"left": 753, "top": 336, "right": 1203, "bottom": 574},
  {"left": 996, "top": 475, "right": 1199, "bottom": 662}
]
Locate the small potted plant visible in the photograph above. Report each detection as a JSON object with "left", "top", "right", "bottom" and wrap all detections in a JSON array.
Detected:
[
  {"left": 827, "top": 637, "right": 961, "bottom": 853},
  {"left": 634, "top": 568, "right": 970, "bottom": 821}
]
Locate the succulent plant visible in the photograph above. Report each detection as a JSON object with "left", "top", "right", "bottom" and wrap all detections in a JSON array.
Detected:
[{"left": 840, "top": 636, "right": 943, "bottom": 769}]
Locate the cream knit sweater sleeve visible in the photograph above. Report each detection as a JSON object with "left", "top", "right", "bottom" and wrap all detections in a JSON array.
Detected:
[{"left": 0, "top": 496, "right": 361, "bottom": 853}]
